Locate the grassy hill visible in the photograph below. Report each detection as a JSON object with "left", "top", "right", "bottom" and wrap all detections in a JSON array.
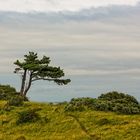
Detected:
[{"left": 0, "top": 100, "right": 140, "bottom": 140}]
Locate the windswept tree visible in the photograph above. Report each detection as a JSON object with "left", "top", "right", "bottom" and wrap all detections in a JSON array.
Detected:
[{"left": 14, "top": 52, "right": 71, "bottom": 97}]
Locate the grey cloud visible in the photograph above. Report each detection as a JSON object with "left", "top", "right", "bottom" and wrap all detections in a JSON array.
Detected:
[
  {"left": 0, "top": 3, "right": 140, "bottom": 25},
  {"left": 0, "top": 3, "right": 139, "bottom": 26}
]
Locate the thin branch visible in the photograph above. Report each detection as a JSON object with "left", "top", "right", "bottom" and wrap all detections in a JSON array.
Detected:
[{"left": 32, "top": 78, "right": 57, "bottom": 82}]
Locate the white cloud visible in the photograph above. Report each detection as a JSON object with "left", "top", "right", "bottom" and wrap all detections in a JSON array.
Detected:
[{"left": 0, "top": 0, "right": 139, "bottom": 12}]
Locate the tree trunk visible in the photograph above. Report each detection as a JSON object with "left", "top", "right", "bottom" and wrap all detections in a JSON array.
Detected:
[
  {"left": 20, "top": 69, "right": 27, "bottom": 96},
  {"left": 23, "top": 73, "right": 32, "bottom": 96}
]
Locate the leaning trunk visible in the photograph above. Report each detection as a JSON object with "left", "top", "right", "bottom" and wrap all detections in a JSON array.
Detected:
[
  {"left": 20, "top": 69, "right": 27, "bottom": 96},
  {"left": 23, "top": 73, "right": 32, "bottom": 96}
]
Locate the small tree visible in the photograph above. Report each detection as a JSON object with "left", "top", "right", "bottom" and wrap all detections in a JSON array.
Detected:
[{"left": 14, "top": 52, "right": 71, "bottom": 97}]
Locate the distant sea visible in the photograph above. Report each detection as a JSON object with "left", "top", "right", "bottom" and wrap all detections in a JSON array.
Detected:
[{"left": 0, "top": 73, "right": 140, "bottom": 102}]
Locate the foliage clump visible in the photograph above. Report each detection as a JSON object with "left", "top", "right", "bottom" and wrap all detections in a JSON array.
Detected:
[
  {"left": 98, "top": 91, "right": 139, "bottom": 104},
  {"left": 0, "top": 85, "right": 19, "bottom": 100},
  {"left": 7, "top": 95, "right": 24, "bottom": 107},
  {"left": 17, "top": 109, "right": 40, "bottom": 124},
  {"left": 64, "top": 97, "right": 96, "bottom": 112},
  {"left": 95, "top": 91, "right": 140, "bottom": 114}
]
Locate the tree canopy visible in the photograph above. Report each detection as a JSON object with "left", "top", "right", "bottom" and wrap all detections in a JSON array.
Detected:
[{"left": 14, "top": 52, "right": 71, "bottom": 97}]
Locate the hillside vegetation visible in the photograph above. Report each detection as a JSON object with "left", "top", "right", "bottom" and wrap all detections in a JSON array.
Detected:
[
  {"left": 0, "top": 101, "right": 140, "bottom": 140},
  {"left": 0, "top": 85, "right": 140, "bottom": 140}
]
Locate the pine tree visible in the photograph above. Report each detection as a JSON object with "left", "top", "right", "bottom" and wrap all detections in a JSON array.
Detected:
[{"left": 14, "top": 52, "right": 71, "bottom": 97}]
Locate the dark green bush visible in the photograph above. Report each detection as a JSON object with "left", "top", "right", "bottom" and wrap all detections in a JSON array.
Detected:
[
  {"left": 0, "top": 84, "right": 28, "bottom": 102},
  {"left": 95, "top": 91, "right": 140, "bottom": 114},
  {"left": 99, "top": 91, "right": 139, "bottom": 104},
  {"left": 0, "top": 85, "right": 16, "bottom": 93},
  {"left": 94, "top": 100, "right": 112, "bottom": 111},
  {"left": 64, "top": 103, "right": 85, "bottom": 112},
  {"left": 113, "top": 103, "right": 140, "bottom": 114},
  {"left": 17, "top": 109, "right": 40, "bottom": 124},
  {"left": 94, "top": 101, "right": 140, "bottom": 114},
  {"left": 64, "top": 97, "right": 96, "bottom": 112},
  {"left": 0, "top": 85, "right": 19, "bottom": 100},
  {"left": 7, "top": 95, "right": 24, "bottom": 106}
]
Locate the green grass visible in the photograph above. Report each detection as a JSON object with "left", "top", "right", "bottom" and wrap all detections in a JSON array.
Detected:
[{"left": 0, "top": 101, "right": 140, "bottom": 140}]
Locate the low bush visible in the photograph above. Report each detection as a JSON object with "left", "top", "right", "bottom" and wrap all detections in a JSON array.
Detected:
[
  {"left": 98, "top": 91, "right": 139, "bottom": 104},
  {"left": 17, "top": 109, "right": 40, "bottom": 124},
  {"left": 7, "top": 95, "right": 24, "bottom": 106},
  {"left": 64, "top": 97, "right": 96, "bottom": 112},
  {"left": 0, "top": 85, "right": 19, "bottom": 100},
  {"left": 95, "top": 91, "right": 140, "bottom": 114},
  {"left": 0, "top": 84, "right": 29, "bottom": 107},
  {"left": 113, "top": 103, "right": 140, "bottom": 114},
  {"left": 64, "top": 103, "right": 85, "bottom": 112},
  {"left": 93, "top": 100, "right": 112, "bottom": 111}
]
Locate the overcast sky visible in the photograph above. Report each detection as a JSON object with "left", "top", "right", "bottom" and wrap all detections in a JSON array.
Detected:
[
  {"left": 0, "top": 2, "right": 140, "bottom": 76},
  {"left": 0, "top": 1, "right": 140, "bottom": 101},
  {"left": 0, "top": 0, "right": 140, "bottom": 12}
]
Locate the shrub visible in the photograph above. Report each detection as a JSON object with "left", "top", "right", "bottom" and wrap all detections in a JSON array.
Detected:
[
  {"left": 113, "top": 104, "right": 140, "bottom": 114},
  {"left": 96, "top": 91, "right": 140, "bottom": 114},
  {"left": 98, "top": 91, "right": 139, "bottom": 104},
  {"left": 17, "top": 109, "right": 40, "bottom": 124},
  {"left": 94, "top": 100, "right": 112, "bottom": 111},
  {"left": 64, "top": 103, "right": 85, "bottom": 112},
  {"left": 64, "top": 97, "right": 96, "bottom": 112},
  {"left": 7, "top": 95, "right": 24, "bottom": 106},
  {"left": 0, "top": 85, "right": 19, "bottom": 100}
]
